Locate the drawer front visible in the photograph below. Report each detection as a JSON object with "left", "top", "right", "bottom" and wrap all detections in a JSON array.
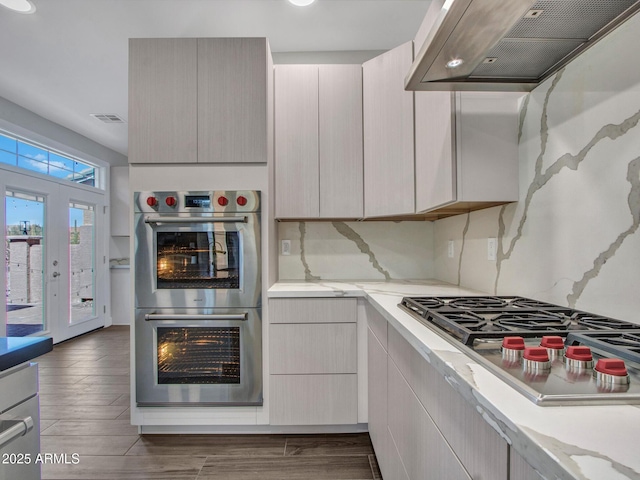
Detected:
[
  {"left": 270, "top": 323, "right": 356, "bottom": 374},
  {"left": 0, "top": 395, "right": 40, "bottom": 480},
  {"left": 0, "top": 363, "right": 38, "bottom": 414},
  {"left": 269, "top": 298, "right": 357, "bottom": 324},
  {"left": 270, "top": 374, "right": 358, "bottom": 425}
]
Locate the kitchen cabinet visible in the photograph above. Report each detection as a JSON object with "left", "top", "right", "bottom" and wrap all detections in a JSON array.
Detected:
[
  {"left": 510, "top": 449, "right": 545, "bottom": 480},
  {"left": 269, "top": 298, "right": 358, "bottom": 425},
  {"left": 367, "top": 304, "right": 509, "bottom": 480},
  {"left": 362, "top": 41, "right": 415, "bottom": 217},
  {"left": 129, "top": 38, "right": 198, "bottom": 164},
  {"left": 198, "top": 38, "right": 270, "bottom": 163},
  {"left": 129, "top": 38, "right": 271, "bottom": 164},
  {"left": 414, "top": 91, "right": 519, "bottom": 214},
  {"left": 274, "top": 65, "right": 363, "bottom": 219}
]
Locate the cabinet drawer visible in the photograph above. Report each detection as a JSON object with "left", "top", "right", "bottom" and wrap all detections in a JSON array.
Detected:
[
  {"left": 270, "top": 323, "right": 356, "bottom": 374},
  {"left": 269, "top": 298, "right": 357, "bottom": 324},
  {"left": 270, "top": 374, "right": 358, "bottom": 425}
]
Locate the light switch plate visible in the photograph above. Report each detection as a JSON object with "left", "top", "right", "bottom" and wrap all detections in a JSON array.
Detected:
[
  {"left": 281, "top": 239, "right": 291, "bottom": 256},
  {"left": 448, "top": 240, "right": 454, "bottom": 258}
]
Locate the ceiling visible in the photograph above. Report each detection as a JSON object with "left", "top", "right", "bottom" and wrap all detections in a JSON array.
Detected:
[{"left": 0, "top": 0, "right": 430, "bottom": 162}]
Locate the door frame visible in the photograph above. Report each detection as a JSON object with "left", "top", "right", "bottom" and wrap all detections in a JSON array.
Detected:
[{"left": 2, "top": 165, "right": 107, "bottom": 343}]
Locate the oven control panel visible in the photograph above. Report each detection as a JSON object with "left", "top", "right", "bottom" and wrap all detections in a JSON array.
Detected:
[{"left": 134, "top": 191, "right": 261, "bottom": 213}]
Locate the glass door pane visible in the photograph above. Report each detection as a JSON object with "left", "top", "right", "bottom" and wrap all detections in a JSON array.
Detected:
[
  {"left": 5, "top": 190, "right": 45, "bottom": 336},
  {"left": 68, "top": 202, "right": 95, "bottom": 324}
]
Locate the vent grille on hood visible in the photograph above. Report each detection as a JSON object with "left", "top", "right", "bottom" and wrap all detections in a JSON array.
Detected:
[{"left": 405, "top": 0, "right": 640, "bottom": 91}]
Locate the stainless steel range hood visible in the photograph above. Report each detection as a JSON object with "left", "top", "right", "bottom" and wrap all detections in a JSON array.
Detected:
[{"left": 405, "top": 0, "right": 640, "bottom": 92}]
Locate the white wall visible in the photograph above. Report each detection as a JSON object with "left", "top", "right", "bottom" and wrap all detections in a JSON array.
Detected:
[{"left": 434, "top": 14, "right": 640, "bottom": 324}]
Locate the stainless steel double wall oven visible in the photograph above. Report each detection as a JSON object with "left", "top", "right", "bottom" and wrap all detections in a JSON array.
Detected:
[{"left": 134, "top": 190, "right": 262, "bottom": 406}]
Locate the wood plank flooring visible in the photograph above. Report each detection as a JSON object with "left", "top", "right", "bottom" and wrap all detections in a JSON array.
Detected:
[{"left": 34, "top": 325, "right": 382, "bottom": 480}]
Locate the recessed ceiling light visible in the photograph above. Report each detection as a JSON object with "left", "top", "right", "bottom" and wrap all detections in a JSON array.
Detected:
[
  {"left": 0, "top": 0, "right": 36, "bottom": 14},
  {"left": 288, "top": 0, "right": 316, "bottom": 6},
  {"left": 446, "top": 58, "right": 464, "bottom": 69}
]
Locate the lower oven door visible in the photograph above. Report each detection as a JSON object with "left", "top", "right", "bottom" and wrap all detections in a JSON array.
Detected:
[{"left": 135, "top": 307, "right": 262, "bottom": 406}]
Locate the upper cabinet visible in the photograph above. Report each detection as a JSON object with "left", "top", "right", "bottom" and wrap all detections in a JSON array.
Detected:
[
  {"left": 129, "top": 38, "right": 198, "bottom": 164},
  {"left": 129, "top": 38, "right": 271, "bottom": 164},
  {"left": 414, "top": 91, "right": 520, "bottom": 214},
  {"left": 362, "top": 41, "right": 415, "bottom": 217},
  {"left": 275, "top": 64, "right": 363, "bottom": 219}
]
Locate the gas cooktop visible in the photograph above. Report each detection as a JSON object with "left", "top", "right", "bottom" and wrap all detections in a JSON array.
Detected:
[{"left": 399, "top": 296, "right": 640, "bottom": 406}]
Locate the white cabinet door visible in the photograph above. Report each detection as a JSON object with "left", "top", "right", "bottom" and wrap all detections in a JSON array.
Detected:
[
  {"left": 128, "top": 38, "right": 198, "bottom": 164},
  {"left": 363, "top": 41, "right": 415, "bottom": 217},
  {"left": 387, "top": 359, "right": 472, "bottom": 480},
  {"left": 269, "top": 297, "right": 357, "bottom": 324},
  {"left": 414, "top": 91, "right": 520, "bottom": 213},
  {"left": 270, "top": 374, "right": 358, "bottom": 425},
  {"left": 270, "top": 323, "right": 357, "bottom": 374},
  {"left": 510, "top": 449, "right": 545, "bottom": 480},
  {"left": 415, "top": 92, "right": 456, "bottom": 212},
  {"left": 197, "top": 38, "right": 268, "bottom": 163},
  {"left": 275, "top": 65, "right": 319, "bottom": 218},
  {"left": 319, "top": 65, "right": 363, "bottom": 218},
  {"left": 368, "top": 329, "right": 389, "bottom": 476}
]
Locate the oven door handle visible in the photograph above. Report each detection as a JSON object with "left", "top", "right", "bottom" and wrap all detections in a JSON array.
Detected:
[
  {"left": 144, "top": 216, "right": 247, "bottom": 225},
  {"left": 144, "top": 313, "right": 248, "bottom": 321},
  {"left": 0, "top": 416, "right": 34, "bottom": 450}
]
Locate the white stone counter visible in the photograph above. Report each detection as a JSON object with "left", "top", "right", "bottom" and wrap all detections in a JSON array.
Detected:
[{"left": 269, "top": 280, "right": 640, "bottom": 480}]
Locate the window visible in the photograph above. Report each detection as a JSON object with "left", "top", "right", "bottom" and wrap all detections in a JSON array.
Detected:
[{"left": 0, "top": 130, "right": 98, "bottom": 187}]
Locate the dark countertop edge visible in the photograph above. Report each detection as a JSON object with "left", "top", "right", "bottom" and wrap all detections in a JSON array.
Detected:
[{"left": 0, "top": 337, "right": 53, "bottom": 371}]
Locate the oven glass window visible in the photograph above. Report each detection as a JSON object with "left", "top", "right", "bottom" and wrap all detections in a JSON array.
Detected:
[
  {"left": 157, "top": 327, "right": 241, "bottom": 384},
  {"left": 156, "top": 232, "right": 240, "bottom": 289}
]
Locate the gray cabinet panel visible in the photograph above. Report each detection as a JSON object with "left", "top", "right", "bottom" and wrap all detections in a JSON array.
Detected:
[
  {"left": 270, "top": 374, "right": 358, "bottom": 425},
  {"left": 129, "top": 38, "right": 198, "bottom": 164},
  {"left": 387, "top": 359, "right": 472, "bottom": 480},
  {"left": 274, "top": 65, "right": 319, "bottom": 218},
  {"left": 269, "top": 298, "right": 357, "bottom": 324},
  {"left": 319, "top": 65, "right": 364, "bottom": 218},
  {"left": 270, "top": 323, "right": 357, "bottom": 374},
  {"left": 197, "top": 38, "right": 268, "bottom": 163},
  {"left": 363, "top": 41, "right": 415, "bottom": 217},
  {"left": 510, "top": 448, "right": 545, "bottom": 480}
]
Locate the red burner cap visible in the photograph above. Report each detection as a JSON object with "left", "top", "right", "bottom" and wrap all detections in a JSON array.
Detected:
[
  {"left": 523, "top": 347, "right": 550, "bottom": 362},
  {"left": 502, "top": 336, "right": 525, "bottom": 350},
  {"left": 565, "top": 346, "right": 593, "bottom": 362},
  {"left": 540, "top": 336, "right": 564, "bottom": 349},
  {"left": 595, "top": 358, "right": 628, "bottom": 376}
]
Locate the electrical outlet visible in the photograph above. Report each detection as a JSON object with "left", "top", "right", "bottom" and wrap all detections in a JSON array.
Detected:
[
  {"left": 447, "top": 240, "right": 454, "bottom": 258},
  {"left": 281, "top": 239, "right": 291, "bottom": 256},
  {"left": 487, "top": 237, "right": 497, "bottom": 261}
]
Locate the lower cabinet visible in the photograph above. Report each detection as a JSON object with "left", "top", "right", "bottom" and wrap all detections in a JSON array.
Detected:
[
  {"left": 510, "top": 449, "right": 545, "bottom": 480},
  {"left": 367, "top": 305, "right": 509, "bottom": 480},
  {"left": 269, "top": 298, "right": 358, "bottom": 426}
]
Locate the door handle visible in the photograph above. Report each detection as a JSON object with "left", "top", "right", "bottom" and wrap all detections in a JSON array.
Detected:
[
  {"left": 0, "top": 416, "right": 34, "bottom": 450},
  {"left": 52, "top": 272, "right": 60, "bottom": 278},
  {"left": 144, "top": 313, "right": 247, "bottom": 321}
]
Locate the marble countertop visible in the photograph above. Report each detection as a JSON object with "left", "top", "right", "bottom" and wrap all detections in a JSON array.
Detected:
[
  {"left": 0, "top": 336, "right": 53, "bottom": 371},
  {"left": 269, "top": 280, "right": 640, "bottom": 480}
]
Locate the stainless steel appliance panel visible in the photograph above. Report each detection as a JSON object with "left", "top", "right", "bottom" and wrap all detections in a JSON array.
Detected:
[
  {"left": 135, "top": 307, "right": 262, "bottom": 406},
  {"left": 134, "top": 191, "right": 261, "bottom": 309},
  {"left": 0, "top": 364, "right": 40, "bottom": 480}
]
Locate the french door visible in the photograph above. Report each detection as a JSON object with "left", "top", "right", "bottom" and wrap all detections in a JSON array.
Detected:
[{"left": 2, "top": 168, "right": 106, "bottom": 343}]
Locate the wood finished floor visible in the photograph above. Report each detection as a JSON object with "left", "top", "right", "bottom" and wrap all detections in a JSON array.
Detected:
[{"left": 34, "top": 325, "right": 382, "bottom": 480}]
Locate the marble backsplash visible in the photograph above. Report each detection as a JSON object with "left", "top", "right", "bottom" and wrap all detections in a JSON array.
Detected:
[
  {"left": 278, "top": 221, "right": 434, "bottom": 280},
  {"left": 434, "top": 14, "right": 640, "bottom": 324}
]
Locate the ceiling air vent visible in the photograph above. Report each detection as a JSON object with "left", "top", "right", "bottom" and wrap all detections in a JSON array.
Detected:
[{"left": 90, "top": 113, "right": 126, "bottom": 124}]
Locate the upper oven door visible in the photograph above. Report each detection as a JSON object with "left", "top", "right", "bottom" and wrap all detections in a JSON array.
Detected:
[{"left": 134, "top": 211, "right": 261, "bottom": 309}]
